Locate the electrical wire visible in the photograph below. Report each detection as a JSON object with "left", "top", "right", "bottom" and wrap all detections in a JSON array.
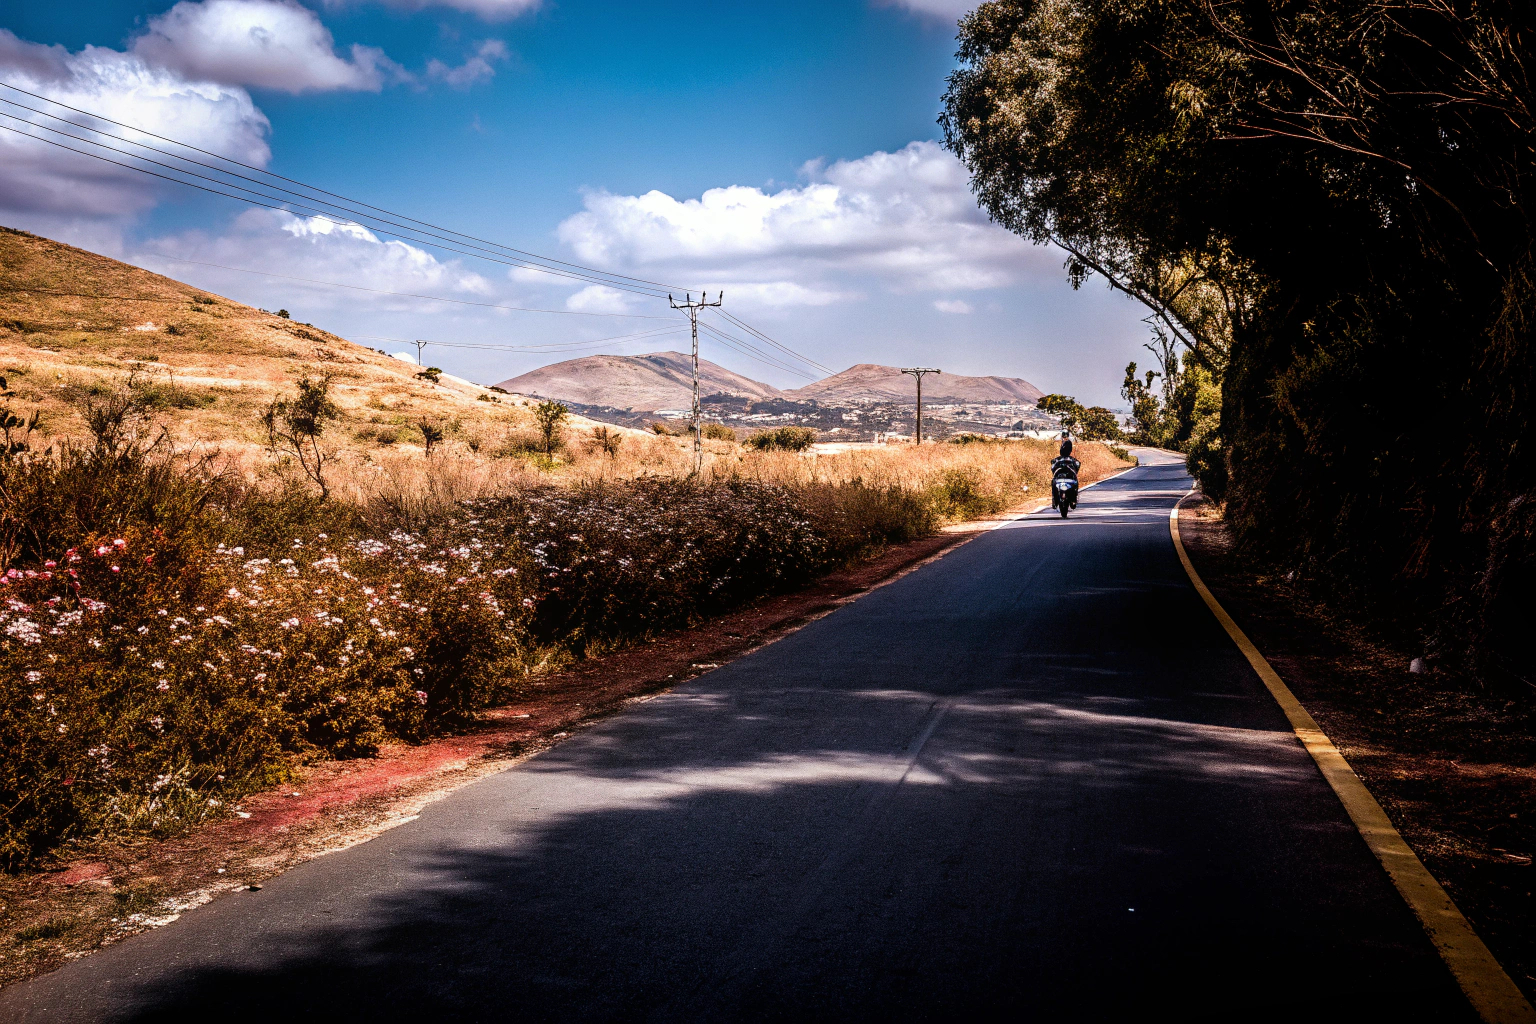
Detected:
[
  {"left": 0, "top": 82, "right": 837, "bottom": 379},
  {"left": 0, "top": 112, "right": 669, "bottom": 295},
  {"left": 354, "top": 324, "right": 688, "bottom": 354},
  {"left": 0, "top": 81, "right": 686, "bottom": 296},
  {"left": 136, "top": 252, "right": 674, "bottom": 319}
]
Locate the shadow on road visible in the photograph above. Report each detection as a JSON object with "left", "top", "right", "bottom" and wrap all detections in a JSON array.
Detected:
[{"left": 5, "top": 451, "right": 1473, "bottom": 1023}]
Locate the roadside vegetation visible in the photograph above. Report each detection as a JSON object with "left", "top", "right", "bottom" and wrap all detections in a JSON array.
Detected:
[
  {"left": 943, "top": 1, "right": 1536, "bottom": 685},
  {"left": 0, "top": 371, "right": 1129, "bottom": 868}
]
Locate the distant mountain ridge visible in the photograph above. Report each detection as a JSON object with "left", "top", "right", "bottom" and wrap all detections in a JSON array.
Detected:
[
  {"left": 494, "top": 353, "right": 1043, "bottom": 410},
  {"left": 784, "top": 363, "right": 1044, "bottom": 405},
  {"left": 494, "top": 352, "right": 783, "bottom": 411}
]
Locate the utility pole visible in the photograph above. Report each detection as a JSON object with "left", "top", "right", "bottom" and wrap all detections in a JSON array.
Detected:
[
  {"left": 668, "top": 291, "right": 723, "bottom": 474},
  {"left": 414, "top": 339, "right": 428, "bottom": 367},
  {"left": 900, "top": 367, "right": 940, "bottom": 444}
]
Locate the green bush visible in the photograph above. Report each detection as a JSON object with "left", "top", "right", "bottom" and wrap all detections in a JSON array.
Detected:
[
  {"left": 925, "top": 468, "right": 1004, "bottom": 520},
  {"left": 1184, "top": 412, "right": 1226, "bottom": 500},
  {"left": 745, "top": 426, "right": 817, "bottom": 452},
  {"left": 702, "top": 423, "right": 736, "bottom": 441}
]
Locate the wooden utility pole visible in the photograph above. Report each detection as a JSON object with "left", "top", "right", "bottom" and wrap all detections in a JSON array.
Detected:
[
  {"left": 900, "top": 367, "right": 940, "bottom": 444},
  {"left": 669, "top": 291, "right": 724, "bottom": 474}
]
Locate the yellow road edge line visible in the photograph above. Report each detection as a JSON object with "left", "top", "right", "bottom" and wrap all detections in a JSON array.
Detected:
[{"left": 1170, "top": 495, "right": 1536, "bottom": 1024}]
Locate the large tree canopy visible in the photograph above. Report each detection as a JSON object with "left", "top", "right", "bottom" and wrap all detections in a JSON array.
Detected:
[{"left": 943, "top": 1, "right": 1536, "bottom": 679}]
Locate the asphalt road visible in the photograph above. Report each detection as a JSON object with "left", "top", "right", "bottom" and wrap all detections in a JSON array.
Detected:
[{"left": 0, "top": 450, "right": 1473, "bottom": 1022}]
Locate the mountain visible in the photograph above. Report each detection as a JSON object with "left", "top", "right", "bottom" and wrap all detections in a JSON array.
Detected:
[
  {"left": 495, "top": 352, "right": 784, "bottom": 411},
  {"left": 784, "top": 364, "right": 1044, "bottom": 405},
  {"left": 0, "top": 225, "right": 616, "bottom": 454}
]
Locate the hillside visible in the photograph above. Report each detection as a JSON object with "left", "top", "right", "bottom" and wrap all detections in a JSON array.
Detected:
[
  {"left": 495, "top": 351, "right": 784, "bottom": 411},
  {"left": 0, "top": 226, "right": 620, "bottom": 459},
  {"left": 784, "top": 364, "right": 1044, "bottom": 405}
]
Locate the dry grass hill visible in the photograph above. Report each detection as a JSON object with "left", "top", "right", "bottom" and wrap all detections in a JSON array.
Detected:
[
  {"left": 0, "top": 225, "right": 637, "bottom": 477},
  {"left": 495, "top": 350, "right": 784, "bottom": 411},
  {"left": 785, "top": 363, "right": 1044, "bottom": 405}
]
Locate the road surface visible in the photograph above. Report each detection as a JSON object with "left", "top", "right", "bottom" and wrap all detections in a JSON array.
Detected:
[{"left": 0, "top": 450, "right": 1472, "bottom": 1021}]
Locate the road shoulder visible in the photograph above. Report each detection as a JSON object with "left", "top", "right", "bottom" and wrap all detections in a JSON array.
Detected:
[{"left": 1177, "top": 494, "right": 1536, "bottom": 1009}]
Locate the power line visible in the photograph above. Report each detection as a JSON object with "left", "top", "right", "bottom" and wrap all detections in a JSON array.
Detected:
[
  {"left": 712, "top": 308, "right": 835, "bottom": 376},
  {"left": 0, "top": 111, "right": 669, "bottom": 296},
  {"left": 696, "top": 321, "right": 817, "bottom": 381},
  {"left": 353, "top": 325, "right": 688, "bottom": 355},
  {"left": 135, "top": 252, "right": 674, "bottom": 320},
  {"left": 0, "top": 81, "right": 686, "bottom": 296},
  {"left": 0, "top": 82, "right": 837, "bottom": 381}
]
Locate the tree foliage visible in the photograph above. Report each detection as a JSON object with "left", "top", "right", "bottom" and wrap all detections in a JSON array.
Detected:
[
  {"left": 261, "top": 374, "right": 339, "bottom": 500},
  {"left": 943, "top": 0, "right": 1536, "bottom": 677},
  {"left": 533, "top": 400, "right": 569, "bottom": 457}
]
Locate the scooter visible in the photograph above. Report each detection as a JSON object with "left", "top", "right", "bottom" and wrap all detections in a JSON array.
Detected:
[{"left": 1051, "top": 469, "right": 1078, "bottom": 518}]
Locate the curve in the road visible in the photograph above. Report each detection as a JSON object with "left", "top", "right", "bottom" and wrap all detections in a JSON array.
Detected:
[{"left": 0, "top": 450, "right": 1482, "bottom": 1022}]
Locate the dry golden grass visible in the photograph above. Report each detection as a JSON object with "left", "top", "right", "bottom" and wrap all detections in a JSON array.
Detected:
[
  {"left": 0, "top": 225, "right": 634, "bottom": 463},
  {"left": 1, "top": 224, "right": 1130, "bottom": 512}
]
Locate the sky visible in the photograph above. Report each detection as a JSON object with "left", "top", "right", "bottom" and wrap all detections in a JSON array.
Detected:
[{"left": 0, "top": 0, "right": 1152, "bottom": 405}]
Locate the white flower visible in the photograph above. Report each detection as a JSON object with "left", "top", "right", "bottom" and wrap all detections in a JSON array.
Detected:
[
  {"left": 157, "top": 680, "right": 170, "bottom": 691},
  {"left": 24, "top": 670, "right": 42, "bottom": 682},
  {"left": 151, "top": 660, "right": 165, "bottom": 669}
]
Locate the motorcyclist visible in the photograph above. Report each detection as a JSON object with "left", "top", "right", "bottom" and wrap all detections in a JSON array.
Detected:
[{"left": 1050, "top": 435, "right": 1080, "bottom": 512}]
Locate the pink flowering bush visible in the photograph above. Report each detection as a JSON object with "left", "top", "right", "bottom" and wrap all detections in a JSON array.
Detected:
[
  {"left": 1, "top": 451, "right": 939, "bottom": 866},
  {"left": 0, "top": 525, "right": 532, "bottom": 867}
]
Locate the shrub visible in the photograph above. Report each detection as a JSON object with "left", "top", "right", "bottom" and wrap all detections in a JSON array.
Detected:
[
  {"left": 0, "top": 518, "right": 533, "bottom": 867},
  {"left": 702, "top": 423, "right": 736, "bottom": 442},
  {"left": 925, "top": 468, "right": 1004, "bottom": 520},
  {"left": 533, "top": 401, "right": 568, "bottom": 457},
  {"left": 745, "top": 426, "right": 817, "bottom": 452}
]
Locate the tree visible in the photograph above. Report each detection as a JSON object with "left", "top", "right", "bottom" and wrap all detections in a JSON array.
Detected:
[
  {"left": 262, "top": 374, "right": 339, "bottom": 499},
  {"left": 1036, "top": 394, "right": 1084, "bottom": 436},
  {"left": 1078, "top": 407, "right": 1125, "bottom": 443},
  {"left": 941, "top": 0, "right": 1536, "bottom": 674},
  {"left": 533, "top": 400, "right": 569, "bottom": 457},
  {"left": 418, "top": 420, "right": 445, "bottom": 457}
]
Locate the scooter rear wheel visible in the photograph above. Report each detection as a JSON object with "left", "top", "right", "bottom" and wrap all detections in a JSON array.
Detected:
[{"left": 1059, "top": 504, "right": 1069, "bottom": 518}]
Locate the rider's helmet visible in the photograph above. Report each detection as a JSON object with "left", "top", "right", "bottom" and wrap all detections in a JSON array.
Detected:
[{"left": 1059, "top": 437, "right": 1073, "bottom": 458}]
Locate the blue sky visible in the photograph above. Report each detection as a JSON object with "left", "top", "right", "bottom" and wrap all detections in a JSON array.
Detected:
[{"left": 0, "top": 0, "right": 1151, "bottom": 404}]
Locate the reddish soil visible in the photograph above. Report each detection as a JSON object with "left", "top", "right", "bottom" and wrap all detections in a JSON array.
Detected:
[
  {"left": 0, "top": 520, "right": 994, "bottom": 989},
  {"left": 1178, "top": 496, "right": 1536, "bottom": 1002}
]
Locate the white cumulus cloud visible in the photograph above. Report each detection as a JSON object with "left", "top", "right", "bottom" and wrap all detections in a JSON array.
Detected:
[
  {"left": 137, "top": 208, "right": 497, "bottom": 314},
  {"left": 564, "top": 285, "right": 634, "bottom": 314},
  {"left": 934, "top": 299, "right": 973, "bottom": 314},
  {"left": 0, "top": 29, "right": 271, "bottom": 219},
  {"left": 426, "top": 39, "right": 508, "bottom": 89},
  {"left": 556, "top": 140, "right": 1054, "bottom": 303},
  {"left": 133, "top": 0, "right": 406, "bottom": 94}
]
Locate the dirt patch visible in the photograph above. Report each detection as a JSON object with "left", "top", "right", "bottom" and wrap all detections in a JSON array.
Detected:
[
  {"left": 1178, "top": 495, "right": 1536, "bottom": 1000},
  {"left": 0, "top": 516, "right": 1004, "bottom": 990}
]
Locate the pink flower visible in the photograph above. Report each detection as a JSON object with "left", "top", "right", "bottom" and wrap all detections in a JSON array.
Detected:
[
  {"left": 111, "top": 566, "right": 121, "bottom": 573},
  {"left": 44, "top": 561, "right": 56, "bottom": 569},
  {"left": 415, "top": 691, "right": 429, "bottom": 705},
  {"left": 113, "top": 538, "right": 127, "bottom": 549}
]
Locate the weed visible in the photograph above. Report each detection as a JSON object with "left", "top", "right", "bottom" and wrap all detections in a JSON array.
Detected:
[{"left": 15, "top": 916, "right": 77, "bottom": 942}]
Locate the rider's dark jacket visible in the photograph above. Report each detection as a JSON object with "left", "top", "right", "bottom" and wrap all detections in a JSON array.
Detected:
[{"left": 1050, "top": 455, "right": 1080, "bottom": 480}]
